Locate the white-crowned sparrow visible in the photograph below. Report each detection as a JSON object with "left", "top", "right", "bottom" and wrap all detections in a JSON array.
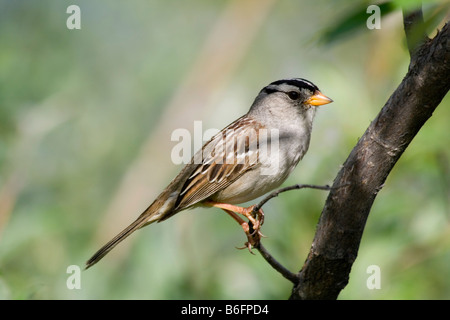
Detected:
[{"left": 86, "top": 78, "right": 332, "bottom": 269}]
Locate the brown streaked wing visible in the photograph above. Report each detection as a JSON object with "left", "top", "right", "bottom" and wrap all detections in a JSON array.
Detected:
[{"left": 173, "top": 115, "right": 264, "bottom": 210}]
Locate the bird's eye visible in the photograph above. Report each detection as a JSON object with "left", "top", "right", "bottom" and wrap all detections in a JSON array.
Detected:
[{"left": 287, "top": 91, "right": 299, "bottom": 100}]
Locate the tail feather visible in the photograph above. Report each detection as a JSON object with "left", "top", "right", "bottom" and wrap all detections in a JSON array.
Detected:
[
  {"left": 86, "top": 163, "right": 195, "bottom": 269},
  {"left": 85, "top": 214, "right": 157, "bottom": 270}
]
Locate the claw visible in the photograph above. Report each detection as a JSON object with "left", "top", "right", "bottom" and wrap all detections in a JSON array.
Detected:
[
  {"left": 214, "top": 202, "right": 267, "bottom": 254},
  {"left": 249, "top": 226, "right": 260, "bottom": 237},
  {"left": 248, "top": 222, "right": 265, "bottom": 238},
  {"left": 257, "top": 230, "right": 267, "bottom": 238},
  {"left": 249, "top": 221, "right": 260, "bottom": 236},
  {"left": 236, "top": 228, "right": 262, "bottom": 255},
  {"left": 248, "top": 206, "right": 265, "bottom": 225},
  {"left": 258, "top": 210, "right": 265, "bottom": 226},
  {"left": 247, "top": 242, "right": 255, "bottom": 255},
  {"left": 236, "top": 242, "right": 255, "bottom": 254}
]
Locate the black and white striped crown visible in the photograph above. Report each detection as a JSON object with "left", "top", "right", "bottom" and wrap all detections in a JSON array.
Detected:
[{"left": 262, "top": 78, "right": 319, "bottom": 94}]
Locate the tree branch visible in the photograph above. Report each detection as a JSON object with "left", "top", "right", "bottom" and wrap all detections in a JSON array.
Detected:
[
  {"left": 250, "top": 184, "right": 333, "bottom": 284},
  {"left": 253, "top": 184, "right": 332, "bottom": 213},
  {"left": 290, "top": 20, "right": 450, "bottom": 300},
  {"left": 254, "top": 242, "right": 300, "bottom": 284},
  {"left": 402, "top": 5, "right": 428, "bottom": 57}
]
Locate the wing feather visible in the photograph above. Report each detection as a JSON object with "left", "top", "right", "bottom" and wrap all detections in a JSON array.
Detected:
[{"left": 172, "top": 116, "right": 264, "bottom": 211}]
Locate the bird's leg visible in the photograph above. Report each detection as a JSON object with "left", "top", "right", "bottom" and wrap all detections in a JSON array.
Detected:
[
  {"left": 221, "top": 209, "right": 258, "bottom": 254},
  {"left": 222, "top": 209, "right": 251, "bottom": 234},
  {"left": 205, "top": 202, "right": 265, "bottom": 234},
  {"left": 204, "top": 202, "right": 266, "bottom": 252}
]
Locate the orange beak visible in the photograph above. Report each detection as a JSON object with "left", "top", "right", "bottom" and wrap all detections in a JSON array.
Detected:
[{"left": 305, "top": 90, "right": 333, "bottom": 106}]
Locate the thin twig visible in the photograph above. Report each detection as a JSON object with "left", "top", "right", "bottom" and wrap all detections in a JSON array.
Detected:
[
  {"left": 254, "top": 242, "right": 300, "bottom": 284},
  {"left": 246, "top": 183, "right": 333, "bottom": 283},
  {"left": 253, "top": 184, "right": 332, "bottom": 213},
  {"left": 402, "top": 5, "right": 428, "bottom": 57}
]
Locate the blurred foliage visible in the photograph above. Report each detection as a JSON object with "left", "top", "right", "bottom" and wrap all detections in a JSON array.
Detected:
[
  {"left": 320, "top": 0, "right": 449, "bottom": 44},
  {"left": 0, "top": 0, "right": 449, "bottom": 300},
  {"left": 320, "top": 2, "right": 398, "bottom": 44}
]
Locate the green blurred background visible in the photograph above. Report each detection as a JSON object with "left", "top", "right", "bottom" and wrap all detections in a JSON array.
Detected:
[{"left": 0, "top": 0, "right": 449, "bottom": 299}]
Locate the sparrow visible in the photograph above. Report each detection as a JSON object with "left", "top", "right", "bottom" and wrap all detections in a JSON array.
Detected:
[{"left": 86, "top": 78, "right": 333, "bottom": 269}]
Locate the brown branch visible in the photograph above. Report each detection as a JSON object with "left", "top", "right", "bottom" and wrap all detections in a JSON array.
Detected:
[
  {"left": 250, "top": 184, "right": 332, "bottom": 284},
  {"left": 402, "top": 5, "right": 428, "bottom": 57},
  {"left": 290, "top": 20, "right": 450, "bottom": 299},
  {"left": 253, "top": 184, "right": 332, "bottom": 213},
  {"left": 254, "top": 242, "right": 300, "bottom": 284}
]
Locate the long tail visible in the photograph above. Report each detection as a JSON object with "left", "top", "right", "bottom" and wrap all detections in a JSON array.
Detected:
[
  {"left": 86, "top": 163, "right": 195, "bottom": 269},
  {"left": 85, "top": 213, "right": 158, "bottom": 270}
]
